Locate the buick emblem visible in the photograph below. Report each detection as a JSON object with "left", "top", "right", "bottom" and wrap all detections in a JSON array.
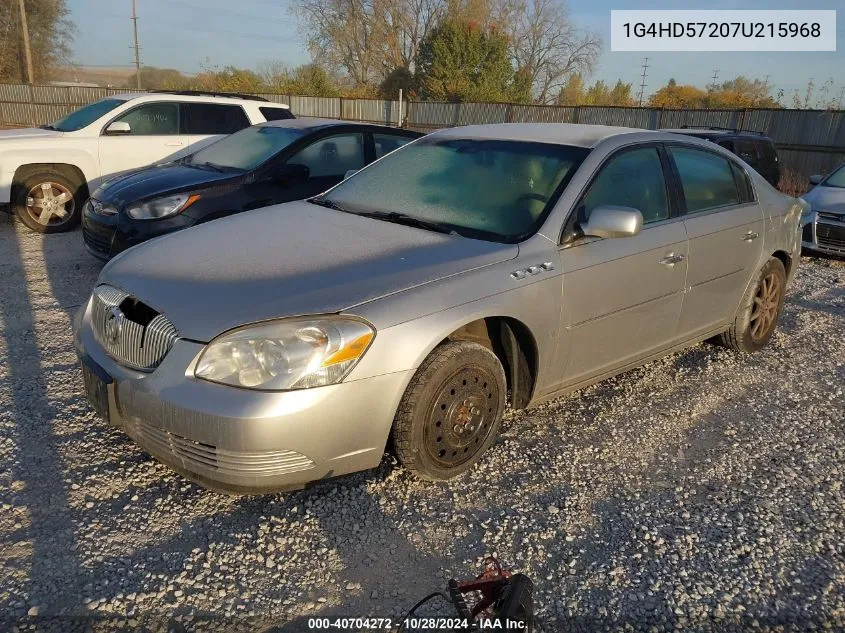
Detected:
[{"left": 105, "top": 306, "right": 125, "bottom": 344}]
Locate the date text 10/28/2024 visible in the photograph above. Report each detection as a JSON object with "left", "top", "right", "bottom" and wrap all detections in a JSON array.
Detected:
[{"left": 307, "top": 617, "right": 527, "bottom": 630}]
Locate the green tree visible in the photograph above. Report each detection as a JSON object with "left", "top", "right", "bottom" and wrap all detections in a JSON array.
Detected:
[
  {"left": 126, "top": 67, "right": 190, "bottom": 90},
  {"left": 0, "top": 0, "right": 76, "bottom": 82},
  {"left": 609, "top": 79, "right": 634, "bottom": 106},
  {"left": 415, "top": 19, "right": 521, "bottom": 102},
  {"left": 193, "top": 66, "right": 264, "bottom": 93},
  {"left": 379, "top": 66, "right": 416, "bottom": 99},
  {"left": 556, "top": 72, "right": 584, "bottom": 105}
]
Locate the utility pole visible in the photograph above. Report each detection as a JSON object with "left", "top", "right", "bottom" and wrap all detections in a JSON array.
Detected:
[
  {"left": 131, "top": 0, "right": 141, "bottom": 89},
  {"left": 710, "top": 69, "right": 719, "bottom": 91},
  {"left": 837, "top": 87, "right": 844, "bottom": 110},
  {"left": 637, "top": 57, "right": 649, "bottom": 107},
  {"left": 17, "top": 0, "right": 35, "bottom": 84}
]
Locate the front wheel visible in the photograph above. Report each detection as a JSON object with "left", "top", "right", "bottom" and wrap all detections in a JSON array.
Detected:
[
  {"left": 13, "top": 168, "right": 85, "bottom": 233},
  {"left": 718, "top": 257, "right": 786, "bottom": 353},
  {"left": 392, "top": 341, "right": 507, "bottom": 481}
]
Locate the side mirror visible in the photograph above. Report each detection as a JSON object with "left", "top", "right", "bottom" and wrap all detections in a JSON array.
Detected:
[
  {"left": 274, "top": 163, "right": 309, "bottom": 183},
  {"left": 105, "top": 121, "right": 131, "bottom": 135},
  {"left": 580, "top": 205, "right": 643, "bottom": 239},
  {"left": 808, "top": 174, "right": 823, "bottom": 185},
  {"left": 343, "top": 169, "right": 358, "bottom": 180}
]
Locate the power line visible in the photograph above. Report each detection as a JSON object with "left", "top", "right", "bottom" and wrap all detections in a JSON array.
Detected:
[{"left": 637, "top": 57, "right": 649, "bottom": 107}]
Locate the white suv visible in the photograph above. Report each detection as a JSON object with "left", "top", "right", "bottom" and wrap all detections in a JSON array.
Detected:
[{"left": 0, "top": 91, "right": 292, "bottom": 233}]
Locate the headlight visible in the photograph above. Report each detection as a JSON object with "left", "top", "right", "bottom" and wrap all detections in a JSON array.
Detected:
[
  {"left": 126, "top": 193, "right": 200, "bottom": 220},
  {"left": 87, "top": 198, "right": 117, "bottom": 217},
  {"left": 195, "top": 317, "right": 375, "bottom": 390}
]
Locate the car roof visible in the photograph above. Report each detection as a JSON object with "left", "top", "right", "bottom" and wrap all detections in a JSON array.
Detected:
[
  {"left": 427, "top": 123, "right": 654, "bottom": 148},
  {"left": 258, "top": 117, "right": 412, "bottom": 132},
  {"left": 116, "top": 92, "right": 290, "bottom": 107},
  {"left": 660, "top": 128, "right": 772, "bottom": 140}
]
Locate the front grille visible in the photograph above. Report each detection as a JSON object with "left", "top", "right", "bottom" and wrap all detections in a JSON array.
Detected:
[
  {"left": 91, "top": 285, "right": 178, "bottom": 371},
  {"left": 83, "top": 227, "right": 112, "bottom": 256},
  {"left": 126, "top": 418, "right": 314, "bottom": 478},
  {"left": 817, "top": 223, "right": 845, "bottom": 252}
]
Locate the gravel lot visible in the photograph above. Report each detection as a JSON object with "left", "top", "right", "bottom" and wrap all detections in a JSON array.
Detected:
[{"left": 0, "top": 213, "right": 843, "bottom": 632}]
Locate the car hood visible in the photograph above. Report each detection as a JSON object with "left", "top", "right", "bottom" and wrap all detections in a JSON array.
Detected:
[
  {"left": 94, "top": 162, "right": 241, "bottom": 208},
  {"left": 0, "top": 127, "right": 63, "bottom": 140},
  {"left": 99, "top": 200, "right": 519, "bottom": 341},
  {"left": 803, "top": 185, "right": 845, "bottom": 215}
]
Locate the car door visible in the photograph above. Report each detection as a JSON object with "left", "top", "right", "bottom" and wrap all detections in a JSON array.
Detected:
[
  {"left": 180, "top": 102, "right": 252, "bottom": 155},
  {"left": 553, "top": 145, "right": 689, "bottom": 389},
  {"left": 283, "top": 131, "right": 368, "bottom": 199},
  {"left": 98, "top": 101, "right": 184, "bottom": 177},
  {"left": 668, "top": 145, "right": 764, "bottom": 338}
]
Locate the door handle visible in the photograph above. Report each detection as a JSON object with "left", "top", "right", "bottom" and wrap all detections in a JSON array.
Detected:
[
  {"left": 743, "top": 231, "right": 759, "bottom": 241},
  {"left": 165, "top": 141, "right": 184, "bottom": 147},
  {"left": 659, "top": 253, "right": 686, "bottom": 266}
]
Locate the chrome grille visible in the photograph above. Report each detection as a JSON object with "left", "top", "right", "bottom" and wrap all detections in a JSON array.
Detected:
[
  {"left": 91, "top": 284, "right": 178, "bottom": 371},
  {"left": 125, "top": 418, "right": 314, "bottom": 478},
  {"left": 817, "top": 223, "right": 845, "bottom": 252}
]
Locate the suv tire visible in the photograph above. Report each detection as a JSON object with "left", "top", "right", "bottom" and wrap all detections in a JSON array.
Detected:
[
  {"left": 719, "top": 257, "right": 786, "bottom": 353},
  {"left": 13, "top": 167, "right": 86, "bottom": 234},
  {"left": 392, "top": 341, "right": 507, "bottom": 481}
]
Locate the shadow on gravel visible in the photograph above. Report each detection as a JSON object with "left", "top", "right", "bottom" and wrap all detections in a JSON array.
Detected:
[{"left": 0, "top": 220, "right": 86, "bottom": 614}]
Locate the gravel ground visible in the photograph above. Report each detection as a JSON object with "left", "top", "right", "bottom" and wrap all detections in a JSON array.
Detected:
[{"left": 0, "top": 214, "right": 843, "bottom": 633}]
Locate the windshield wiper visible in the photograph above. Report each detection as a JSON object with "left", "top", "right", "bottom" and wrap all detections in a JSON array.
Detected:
[
  {"left": 308, "top": 197, "right": 350, "bottom": 212},
  {"left": 194, "top": 161, "right": 228, "bottom": 172},
  {"left": 353, "top": 210, "right": 458, "bottom": 235}
]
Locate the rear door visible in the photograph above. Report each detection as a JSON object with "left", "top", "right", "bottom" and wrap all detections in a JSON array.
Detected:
[
  {"left": 98, "top": 101, "right": 185, "bottom": 177},
  {"left": 284, "top": 131, "right": 368, "bottom": 198},
  {"left": 669, "top": 145, "right": 764, "bottom": 338},
  {"left": 180, "top": 102, "right": 251, "bottom": 154},
  {"left": 552, "top": 144, "right": 689, "bottom": 389}
]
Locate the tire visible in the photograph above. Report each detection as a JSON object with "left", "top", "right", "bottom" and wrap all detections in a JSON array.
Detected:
[
  {"left": 13, "top": 167, "right": 86, "bottom": 233},
  {"left": 718, "top": 257, "right": 787, "bottom": 353},
  {"left": 392, "top": 341, "right": 507, "bottom": 481}
]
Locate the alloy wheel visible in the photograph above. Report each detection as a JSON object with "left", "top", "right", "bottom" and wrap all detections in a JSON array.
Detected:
[
  {"left": 26, "top": 181, "right": 75, "bottom": 227},
  {"left": 750, "top": 272, "right": 781, "bottom": 341}
]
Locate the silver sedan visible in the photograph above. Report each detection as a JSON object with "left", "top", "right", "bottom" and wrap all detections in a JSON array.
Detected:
[{"left": 73, "top": 124, "right": 803, "bottom": 493}]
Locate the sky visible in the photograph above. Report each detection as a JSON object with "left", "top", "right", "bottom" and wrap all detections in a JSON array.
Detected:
[{"left": 67, "top": 0, "right": 844, "bottom": 102}]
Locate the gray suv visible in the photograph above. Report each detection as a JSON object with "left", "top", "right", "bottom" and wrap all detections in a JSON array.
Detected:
[{"left": 74, "top": 124, "right": 803, "bottom": 493}]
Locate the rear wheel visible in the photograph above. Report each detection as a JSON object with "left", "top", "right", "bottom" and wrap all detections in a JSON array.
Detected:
[
  {"left": 13, "top": 168, "right": 85, "bottom": 233},
  {"left": 719, "top": 257, "right": 786, "bottom": 353},
  {"left": 392, "top": 341, "right": 507, "bottom": 481}
]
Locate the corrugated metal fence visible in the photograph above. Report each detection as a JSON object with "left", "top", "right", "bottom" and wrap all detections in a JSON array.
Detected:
[{"left": 1, "top": 83, "right": 843, "bottom": 181}]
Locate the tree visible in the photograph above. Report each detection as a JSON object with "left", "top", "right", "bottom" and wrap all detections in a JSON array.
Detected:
[
  {"left": 505, "top": 0, "right": 600, "bottom": 104},
  {"left": 379, "top": 66, "right": 415, "bottom": 98},
  {"left": 193, "top": 66, "right": 264, "bottom": 93},
  {"left": 0, "top": 0, "right": 76, "bottom": 82},
  {"left": 415, "top": 19, "right": 521, "bottom": 102},
  {"left": 609, "top": 79, "right": 634, "bottom": 106},
  {"left": 556, "top": 72, "right": 584, "bottom": 105}
]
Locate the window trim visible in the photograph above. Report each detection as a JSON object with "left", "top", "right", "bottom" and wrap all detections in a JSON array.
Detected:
[
  {"left": 559, "top": 141, "right": 679, "bottom": 246},
  {"left": 664, "top": 141, "right": 758, "bottom": 218},
  {"left": 99, "top": 100, "right": 181, "bottom": 137},
  {"left": 179, "top": 102, "right": 250, "bottom": 136},
  {"left": 285, "top": 130, "right": 368, "bottom": 178}
]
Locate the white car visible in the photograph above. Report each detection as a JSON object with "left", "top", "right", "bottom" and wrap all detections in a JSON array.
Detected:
[{"left": 0, "top": 91, "right": 292, "bottom": 233}]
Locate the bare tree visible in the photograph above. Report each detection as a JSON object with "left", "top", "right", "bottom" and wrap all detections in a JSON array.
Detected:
[
  {"left": 0, "top": 0, "right": 76, "bottom": 83},
  {"left": 505, "top": 0, "right": 600, "bottom": 104}
]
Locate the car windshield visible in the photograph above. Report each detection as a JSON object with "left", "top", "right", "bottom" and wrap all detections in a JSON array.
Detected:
[
  {"left": 48, "top": 98, "right": 125, "bottom": 132},
  {"left": 821, "top": 164, "right": 845, "bottom": 188},
  {"left": 319, "top": 137, "right": 589, "bottom": 242},
  {"left": 188, "top": 125, "right": 305, "bottom": 172}
]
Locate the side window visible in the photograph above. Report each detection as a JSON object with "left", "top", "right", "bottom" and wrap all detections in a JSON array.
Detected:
[
  {"left": 180, "top": 103, "right": 250, "bottom": 135},
  {"left": 580, "top": 147, "right": 669, "bottom": 225},
  {"left": 756, "top": 140, "right": 778, "bottom": 163},
  {"left": 373, "top": 133, "right": 413, "bottom": 159},
  {"left": 288, "top": 133, "right": 365, "bottom": 178},
  {"left": 112, "top": 102, "right": 179, "bottom": 135},
  {"left": 259, "top": 106, "right": 295, "bottom": 121},
  {"left": 729, "top": 162, "right": 755, "bottom": 204},
  {"left": 734, "top": 139, "right": 758, "bottom": 165},
  {"left": 670, "top": 146, "right": 740, "bottom": 213}
]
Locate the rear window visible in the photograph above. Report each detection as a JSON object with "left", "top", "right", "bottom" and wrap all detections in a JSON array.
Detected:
[
  {"left": 259, "top": 106, "right": 295, "bottom": 121},
  {"left": 756, "top": 139, "right": 778, "bottom": 163},
  {"left": 180, "top": 103, "right": 250, "bottom": 135},
  {"left": 670, "top": 146, "right": 740, "bottom": 213}
]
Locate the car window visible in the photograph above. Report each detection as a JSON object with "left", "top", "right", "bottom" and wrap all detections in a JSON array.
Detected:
[
  {"left": 259, "top": 106, "right": 295, "bottom": 121},
  {"left": 735, "top": 139, "right": 758, "bottom": 165},
  {"left": 288, "top": 133, "right": 365, "bottom": 178},
  {"left": 580, "top": 147, "right": 669, "bottom": 225},
  {"left": 730, "top": 162, "right": 755, "bottom": 203},
  {"left": 321, "top": 137, "right": 588, "bottom": 242},
  {"left": 821, "top": 164, "right": 845, "bottom": 188},
  {"left": 112, "top": 102, "right": 179, "bottom": 135},
  {"left": 756, "top": 139, "right": 778, "bottom": 163},
  {"left": 180, "top": 103, "right": 250, "bottom": 135},
  {"left": 52, "top": 98, "right": 124, "bottom": 132},
  {"left": 189, "top": 125, "right": 305, "bottom": 171},
  {"left": 670, "top": 146, "right": 740, "bottom": 213},
  {"left": 374, "top": 133, "right": 414, "bottom": 159}
]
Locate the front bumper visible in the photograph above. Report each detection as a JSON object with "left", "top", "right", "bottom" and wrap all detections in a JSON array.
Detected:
[
  {"left": 801, "top": 211, "right": 845, "bottom": 257},
  {"left": 73, "top": 300, "right": 412, "bottom": 493}
]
